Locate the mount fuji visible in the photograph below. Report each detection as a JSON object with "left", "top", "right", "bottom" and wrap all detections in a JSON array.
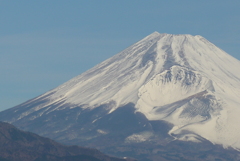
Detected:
[{"left": 1, "top": 32, "right": 240, "bottom": 160}]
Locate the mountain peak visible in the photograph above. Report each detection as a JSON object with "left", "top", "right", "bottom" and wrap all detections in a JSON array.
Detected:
[
  {"left": 19, "top": 31, "right": 240, "bottom": 111},
  {"left": 150, "top": 31, "right": 160, "bottom": 35},
  {"left": 1, "top": 32, "right": 240, "bottom": 157},
  {"left": 149, "top": 32, "right": 202, "bottom": 38}
]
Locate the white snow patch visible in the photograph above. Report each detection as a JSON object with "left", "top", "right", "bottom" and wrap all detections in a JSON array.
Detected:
[
  {"left": 125, "top": 131, "right": 153, "bottom": 143},
  {"left": 97, "top": 129, "right": 108, "bottom": 135}
]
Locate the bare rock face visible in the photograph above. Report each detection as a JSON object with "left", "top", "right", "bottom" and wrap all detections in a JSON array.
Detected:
[{"left": 1, "top": 32, "right": 240, "bottom": 160}]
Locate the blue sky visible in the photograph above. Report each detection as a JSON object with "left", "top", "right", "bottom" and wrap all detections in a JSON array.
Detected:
[{"left": 1, "top": 0, "right": 240, "bottom": 111}]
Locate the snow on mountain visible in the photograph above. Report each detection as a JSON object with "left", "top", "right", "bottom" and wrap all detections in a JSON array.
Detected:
[{"left": 1, "top": 32, "right": 240, "bottom": 152}]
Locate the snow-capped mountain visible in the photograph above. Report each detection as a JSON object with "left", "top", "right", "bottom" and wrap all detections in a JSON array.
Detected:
[{"left": 1, "top": 32, "right": 240, "bottom": 160}]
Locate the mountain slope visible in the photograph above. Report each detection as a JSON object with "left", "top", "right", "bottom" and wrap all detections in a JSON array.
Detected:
[
  {"left": 0, "top": 121, "right": 133, "bottom": 161},
  {"left": 0, "top": 32, "right": 240, "bottom": 160}
]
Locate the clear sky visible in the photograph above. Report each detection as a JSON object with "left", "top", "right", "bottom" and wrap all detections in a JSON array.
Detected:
[{"left": 1, "top": 0, "right": 240, "bottom": 111}]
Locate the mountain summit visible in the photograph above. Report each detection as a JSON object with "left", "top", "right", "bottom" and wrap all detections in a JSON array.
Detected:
[{"left": 1, "top": 32, "right": 240, "bottom": 160}]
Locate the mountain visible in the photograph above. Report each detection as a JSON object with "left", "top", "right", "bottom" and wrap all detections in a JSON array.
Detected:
[
  {"left": 1, "top": 32, "right": 240, "bottom": 160},
  {"left": 0, "top": 121, "right": 134, "bottom": 161}
]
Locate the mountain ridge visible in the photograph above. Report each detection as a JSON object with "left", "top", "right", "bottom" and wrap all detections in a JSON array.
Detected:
[{"left": 0, "top": 121, "right": 134, "bottom": 161}]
